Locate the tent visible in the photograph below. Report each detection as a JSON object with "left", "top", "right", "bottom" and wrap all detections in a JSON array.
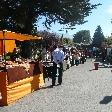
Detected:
[{"left": 0, "top": 31, "right": 42, "bottom": 55}]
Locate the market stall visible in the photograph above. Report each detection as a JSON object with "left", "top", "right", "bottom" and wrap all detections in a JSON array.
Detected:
[
  {"left": 0, "top": 31, "right": 42, "bottom": 55},
  {"left": 0, "top": 31, "right": 44, "bottom": 106}
]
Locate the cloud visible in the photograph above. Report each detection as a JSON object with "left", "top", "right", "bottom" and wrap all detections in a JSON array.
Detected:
[{"left": 107, "top": 5, "right": 112, "bottom": 14}]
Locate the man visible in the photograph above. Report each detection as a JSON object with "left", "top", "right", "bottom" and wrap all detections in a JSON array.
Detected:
[{"left": 52, "top": 45, "right": 64, "bottom": 87}]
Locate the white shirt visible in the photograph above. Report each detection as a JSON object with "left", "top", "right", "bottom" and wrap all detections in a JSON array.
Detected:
[{"left": 52, "top": 48, "right": 64, "bottom": 64}]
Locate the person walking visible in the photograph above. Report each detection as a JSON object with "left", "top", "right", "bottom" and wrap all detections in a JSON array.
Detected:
[{"left": 51, "top": 45, "right": 64, "bottom": 87}]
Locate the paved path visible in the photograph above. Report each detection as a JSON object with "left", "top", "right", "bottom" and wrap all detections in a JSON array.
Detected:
[{"left": 0, "top": 59, "right": 112, "bottom": 112}]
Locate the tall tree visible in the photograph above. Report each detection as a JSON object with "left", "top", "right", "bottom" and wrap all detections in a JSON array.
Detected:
[
  {"left": 0, "top": 0, "right": 100, "bottom": 34},
  {"left": 73, "top": 30, "right": 91, "bottom": 44},
  {"left": 92, "top": 25, "right": 105, "bottom": 48}
]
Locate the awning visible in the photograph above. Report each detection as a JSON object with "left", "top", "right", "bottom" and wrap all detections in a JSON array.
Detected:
[{"left": 0, "top": 31, "right": 42, "bottom": 41}]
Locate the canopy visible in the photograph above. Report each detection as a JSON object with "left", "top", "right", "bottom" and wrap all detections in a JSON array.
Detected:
[
  {"left": 0, "top": 31, "right": 42, "bottom": 41},
  {"left": 0, "top": 30, "right": 42, "bottom": 55}
]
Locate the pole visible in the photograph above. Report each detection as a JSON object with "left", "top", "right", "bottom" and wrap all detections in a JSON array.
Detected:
[{"left": 3, "top": 30, "right": 7, "bottom": 71}]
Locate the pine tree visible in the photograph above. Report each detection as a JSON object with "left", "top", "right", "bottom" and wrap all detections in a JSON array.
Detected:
[{"left": 92, "top": 25, "right": 105, "bottom": 48}]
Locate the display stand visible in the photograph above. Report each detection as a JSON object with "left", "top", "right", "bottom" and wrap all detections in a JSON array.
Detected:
[{"left": 0, "top": 62, "right": 44, "bottom": 106}]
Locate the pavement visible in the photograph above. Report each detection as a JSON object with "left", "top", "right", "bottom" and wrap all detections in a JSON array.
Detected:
[{"left": 0, "top": 59, "right": 112, "bottom": 112}]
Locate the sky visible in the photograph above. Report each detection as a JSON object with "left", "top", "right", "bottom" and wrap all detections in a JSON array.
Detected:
[{"left": 37, "top": 0, "right": 112, "bottom": 38}]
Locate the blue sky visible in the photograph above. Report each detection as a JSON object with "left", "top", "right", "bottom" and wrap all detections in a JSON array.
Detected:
[{"left": 37, "top": 0, "right": 112, "bottom": 38}]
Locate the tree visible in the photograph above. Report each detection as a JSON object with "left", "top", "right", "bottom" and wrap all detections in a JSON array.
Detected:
[
  {"left": 0, "top": 0, "right": 100, "bottom": 34},
  {"left": 105, "top": 36, "right": 112, "bottom": 45},
  {"left": 73, "top": 30, "right": 91, "bottom": 44},
  {"left": 92, "top": 25, "right": 105, "bottom": 48},
  {"left": 63, "top": 37, "right": 74, "bottom": 45},
  {"left": 37, "top": 30, "right": 60, "bottom": 47}
]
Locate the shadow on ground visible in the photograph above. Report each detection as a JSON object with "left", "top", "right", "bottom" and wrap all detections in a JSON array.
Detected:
[
  {"left": 100, "top": 96, "right": 112, "bottom": 104},
  {"left": 89, "top": 69, "right": 98, "bottom": 71},
  {"left": 41, "top": 84, "right": 61, "bottom": 89}
]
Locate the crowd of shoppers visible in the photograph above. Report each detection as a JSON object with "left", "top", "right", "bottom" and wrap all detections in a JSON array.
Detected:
[{"left": 41, "top": 45, "right": 88, "bottom": 87}]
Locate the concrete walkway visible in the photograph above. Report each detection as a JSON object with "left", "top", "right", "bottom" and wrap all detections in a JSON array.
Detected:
[{"left": 0, "top": 59, "right": 112, "bottom": 112}]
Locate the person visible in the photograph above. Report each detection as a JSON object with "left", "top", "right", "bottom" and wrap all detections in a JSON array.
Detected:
[
  {"left": 41, "top": 47, "right": 47, "bottom": 61},
  {"left": 74, "top": 51, "right": 80, "bottom": 66},
  {"left": 80, "top": 51, "right": 85, "bottom": 64},
  {"left": 101, "top": 48, "right": 107, "bottom": 62},
  {"left": 51, "top": 45, "right": 64, "bottom": 87},
  {"left": 10, "top": 47, "right": 20, "bottom": 61}
]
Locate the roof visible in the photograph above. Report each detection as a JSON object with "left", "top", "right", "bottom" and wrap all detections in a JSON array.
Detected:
[{"left": 0, "top": 30, "right": 42, "bottom": 41}]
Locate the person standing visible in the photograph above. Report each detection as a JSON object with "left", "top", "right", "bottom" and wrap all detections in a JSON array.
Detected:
[
  {"left": 52, "top": 45, "right": 64, "bottom": 87},
  {"left": 42, "top": 47, "right": 47, "bottom": 61}
]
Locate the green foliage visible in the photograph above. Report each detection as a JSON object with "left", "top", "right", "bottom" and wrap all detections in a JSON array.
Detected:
[
  {"left": 63, "top": 37, "right": 73, "bottom": 45},
  {"left": 0, "top": 0, "right": 100, "bottom": 34},
  {"left": 5, "top": 53, "right": 12, "bottom": 61},
  {"left": 105, "top": 36, "right": 112, "bottom": 45},
  {"left": 73, "top": 30, "right": 91, "bottom": 44},
  {"left": 92, "top": 25, "right": 105, "bottom": 48},
  {"left": 5, "top": 52, "right": 15, "bottom": 61},
  {"left": 36, "top": 30, "right": 60, "bottom": 47}
]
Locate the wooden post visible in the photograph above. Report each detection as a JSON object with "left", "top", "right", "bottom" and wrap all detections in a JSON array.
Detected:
[{"left": 3, "top": 30, "right": 7, "bottom": 71}]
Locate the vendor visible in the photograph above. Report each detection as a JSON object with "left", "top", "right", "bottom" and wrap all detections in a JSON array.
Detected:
[{"left": 10, "top": 47, "right": 20, "bottom": 61}]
